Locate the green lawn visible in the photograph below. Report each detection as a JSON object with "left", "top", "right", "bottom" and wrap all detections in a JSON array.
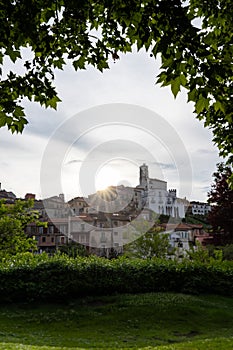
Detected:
[{"left": 0, "top": 293, "right": 232, "bottom": 349}]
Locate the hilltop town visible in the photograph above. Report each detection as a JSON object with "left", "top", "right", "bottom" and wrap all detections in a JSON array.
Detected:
[{"left": 0, "top": 164, "right": 213, "bottom": 258}]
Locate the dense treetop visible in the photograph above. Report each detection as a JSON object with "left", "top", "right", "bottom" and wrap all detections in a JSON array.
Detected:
[
  {"left": 0, "top": 199, "right": 38, "bottom": 259},
  {"left": 208, "top": 163, "right": 233, "bottom": 240},
  {"left": 0, "top": 1, "right": 232, "bottom": 164}
]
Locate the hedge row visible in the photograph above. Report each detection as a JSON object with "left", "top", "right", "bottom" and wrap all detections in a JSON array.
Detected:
[{"left": 0, "top": 253, "right": 232, "bottom": 302}]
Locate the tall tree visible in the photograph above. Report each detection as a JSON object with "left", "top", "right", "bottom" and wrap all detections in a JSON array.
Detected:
[
  {"left": 0, "top": 199, "right": 38, "bottom": 259},
  {"left": 124, "top": 226, "right": 171, "bottom": 259},
  {"left": 208, "top": 163, "right": 233, "bottom": 242},
  {"left": 0, "top": 1, "right": 232, "bottom": 169}
]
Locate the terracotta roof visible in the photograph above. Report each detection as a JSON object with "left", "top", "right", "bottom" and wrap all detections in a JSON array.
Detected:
[
  {"left": 160, "top": 223, "right": 203, "bottom": 231},
  {"left": 33, "top": 200, "right": 44, "bottom": 209},
  {"left": 46, "top": 215, "right": 94, "bottom": 223},
  {"left": 68, "top": 197, "right": 88, "bottom": 203},
  {"left": 110, "top": 215, "right": 130, "bottom": 221},
  {"left": 0, "top": 190, "right": 16, "bottom": 199}
]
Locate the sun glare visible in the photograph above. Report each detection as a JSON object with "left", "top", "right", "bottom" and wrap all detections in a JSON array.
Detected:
[{"left": 95, "top": 166, "right": 121, "bottom": 191}]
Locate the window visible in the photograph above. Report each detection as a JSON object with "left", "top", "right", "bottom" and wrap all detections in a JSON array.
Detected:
[
  {"left": 114, "top": 231, "right": 118, "bottom": 236},
  {"left": 81, "top": 224, "right": 85, "bottom": 231},
  {"left": 51, "top": 237, "right": 54, "bottom": 243},
  {"left": 59, "top": 225, "right": 67, "bottom": 234},
  {"left": 38, "top": 226, "right": 44, "bottom": 234},
  {"left": 30, "top": 226, "right": 36, "bottom": 234},
  {"left": 48, "top": 226, "right": 54, "bottom": 234},
  {"left": 42, "top": 236, "right": 46, "bottom": 243}
]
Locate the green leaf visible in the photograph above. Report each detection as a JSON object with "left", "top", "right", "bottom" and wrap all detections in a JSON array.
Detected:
[
  {"left": 73, "top": 56, "right": 86, "bottom": 70},
  {"left": 179, "top": 74, "right": 187, "bottom": 87},
  {"left": 97, "top": 60, "right": 109, "bottom": 72},
  {"left": 53, "top": 59, "right": 65, "bottom": 70},
  {"left": 225, "top": 114, "right": 232, "bottom": 123},
  {"left": 0, "top": 114, "right": 7, "bottom": 127},
  {"left": 13, "top": 106, "right": 25, "bottom": 118},
  {"left": 16, "top": 118, "right": 28, "bottom": 133},
  {"left": 45, "top": 96, "right": 61, "bottom": 109},
  {"left": 156, "top": 71, "right": 167, "bottom": 84},
  {"left": 6, "top": 49, "right": 21, "bottom": 63},
  {"left": 161, "top": 57, "right": 173, "bottom": 68},
  {"left": 195, "top": 97, "right": 209, "bottom": 114},
  {"left": 214, "top": 101, "right": 225, "bottom": 113},
  {"left": 171, "top": 77, "right": 181, "bottom": 98},
  {"left": 188, "top": 88, "right": 197, "bottom": 102}
]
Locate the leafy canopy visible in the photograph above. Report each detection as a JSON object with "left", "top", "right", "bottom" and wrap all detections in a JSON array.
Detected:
[
  {"left": 0, "top": 0, "right": 232, "bottom": 164},
  {"left": 207, "top": 163, "right": 233, "bottom": 241},
  {"left": 125, "top": 226, "right": 171, "bottom": 259},
  {"left": 0, "top": 199, "right": 38, "bottom": 259}
]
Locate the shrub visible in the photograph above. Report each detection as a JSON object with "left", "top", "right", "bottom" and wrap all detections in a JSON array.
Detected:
[
  {"left": 223, "top": 244, "right": 233, "bottom": 260},
  {"left": 0, "top": 254, "right": 232, "bottom": 302}
]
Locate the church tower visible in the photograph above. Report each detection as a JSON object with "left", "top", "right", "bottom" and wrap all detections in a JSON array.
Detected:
[{"left": 139, "top": 163, "right": 149, "bottom": 188}]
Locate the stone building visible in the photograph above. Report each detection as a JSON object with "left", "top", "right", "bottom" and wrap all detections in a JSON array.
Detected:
[
  {"left": 136, "top": 163, "right": 188, "bottom": 218},
  {"left": 188, "top": 201, "right": 211, "bottom": 215},
  {"left": 0, "top": 183, "right": 16, "bottom": 204}
]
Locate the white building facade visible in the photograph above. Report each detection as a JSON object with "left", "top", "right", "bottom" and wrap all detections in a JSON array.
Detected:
[
  {"left": 136, "top": 164, "right": 188, "bottom": 219},
  {"left": 189, "top": 201, "right": 211, "bottom": 215}
]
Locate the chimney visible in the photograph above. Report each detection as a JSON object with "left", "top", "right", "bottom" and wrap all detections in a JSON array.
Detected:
[
  {"left": 59, "top": 193, "right": 65, "bottom": 202},
  {"left": 25, "top": 193, "right": 36, "bottom": 200}
]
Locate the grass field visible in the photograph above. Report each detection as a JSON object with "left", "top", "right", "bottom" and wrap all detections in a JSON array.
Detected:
[{"left": 0, "top": 293, "right": 232, "bottom": 349}]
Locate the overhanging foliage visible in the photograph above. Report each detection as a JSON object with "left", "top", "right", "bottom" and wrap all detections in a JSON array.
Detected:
[{"left": 0, "top": 0, "right": 232, "bottom": 164}]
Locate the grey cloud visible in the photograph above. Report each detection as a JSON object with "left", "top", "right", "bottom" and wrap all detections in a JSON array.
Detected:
[
  {"left": 0, "top": 137, "right": 28, "bottom": 152},
  {"left": 201, "top": 185, "right": 211, "bottom": 192},
  {"left": 151, "top": 161, "right": 176, "bottom": 170},
  {"left": 65, "top": 159, "right": 83, "bottom": 165},
  {"left": 196, "top": 148, "right": 216, "bottom": 155},
  {"left": 0, "top": 161, "right": 9, "bottom": 168}
]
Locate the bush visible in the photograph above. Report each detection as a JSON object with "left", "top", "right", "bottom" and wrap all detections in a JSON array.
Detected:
[
  {"left": 223, "top": 244, "right": 233, "bottom": 260},
  {"left": 0, "top": 253, "right": 232, "bottom": 302}
]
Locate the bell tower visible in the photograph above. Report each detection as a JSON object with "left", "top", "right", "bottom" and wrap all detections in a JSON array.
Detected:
[{"left": 139, "top": 163, "right": 149, "bottom": 188}]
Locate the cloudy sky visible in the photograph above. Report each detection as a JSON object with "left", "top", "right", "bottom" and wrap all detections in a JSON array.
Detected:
[{"left": 0, "top": 48, "right": 221, "bottom": 202}]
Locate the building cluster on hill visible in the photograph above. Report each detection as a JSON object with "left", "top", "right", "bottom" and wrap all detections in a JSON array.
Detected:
[
  {"left": 1, "top": 164, "right": 213, "bottom": 258},
  {"left": 187, "top": 201, "right": 211, "bottom": 216}
]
